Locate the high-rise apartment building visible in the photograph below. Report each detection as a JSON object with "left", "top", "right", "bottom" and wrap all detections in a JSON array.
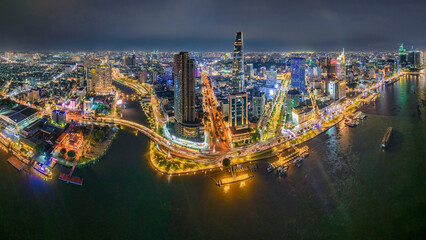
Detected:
[
  {"left": 88, "top": 65, "right": 113, "bottom": 95},
  {"left": 140, "top": 69, "right": 147, "bottom": 83},
  {"left": 173, "top": 52, "right": 200, "bottom": 138}
]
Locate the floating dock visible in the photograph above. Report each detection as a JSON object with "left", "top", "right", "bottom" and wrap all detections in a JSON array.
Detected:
[
  {"left": 59, "top": 173, "right": 83, "bottom": 186},
  {"left": 7, "top": 156, "right": 25, "bottom": 171},
  {"left": 219, "top": 173, "right": 253, "bottom": 186},
  {"left": 58, "top": 160, "right": 83, "bottom": 186}
]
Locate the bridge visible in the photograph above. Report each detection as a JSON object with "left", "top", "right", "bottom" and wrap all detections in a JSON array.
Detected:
[{"left": 90, "top": 117, "right": 216, "bottom": 162}]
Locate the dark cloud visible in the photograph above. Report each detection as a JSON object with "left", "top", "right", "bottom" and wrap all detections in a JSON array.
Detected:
[{"left": 0, "top": 0, "right": 425, "bottom": 51}]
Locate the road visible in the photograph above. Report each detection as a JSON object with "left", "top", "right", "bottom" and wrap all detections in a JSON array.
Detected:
[{"left": 201, "top": 74, "right": 231, "bottom": 151}]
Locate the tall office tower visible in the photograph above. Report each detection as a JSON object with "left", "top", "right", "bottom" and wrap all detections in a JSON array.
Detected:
[
  {"left": 229, "top": 32, "right": 250, "bottom": 144},
  {"left": 399, "top": 44, "right": 408, "bottom": 68},
  {"left": 336, "top": 48, "right": 346, "bottom": 80},
  {"left": 231, "top": 32, "right": 245, "bottom": 93},
  {"left": 152, "top": 70, "right": 157, "bottom": 83},
  {"left": 422, "top": 50, "right": 426, "bottom": 66},
  {"left": 409, "top": 50, "right": 421, "bottom": 67},
  {"left": 131, "top": 53, "right": 136, "bottom": 66},
  {"left": 173, "top": 52, "right": 199, "bottom": 138},
  {"left": 140, "top": 69, "right": 147, "bottom": 83},
  {"left": 90, "top": 65, "right": 113, "bottom": 95},
  {"left": 250, "top": 91, "right": 265, "bottom": 120},
  {"left": 76, "top": 65, "right": 85, "bottom": 88},
  {"left": 247, "top": 63, "right": 254, "bottom": 80},
  {"left": 290, "top": 58, "right": 306, "bottom": 92},
  {"left": 259, "top": 66, "right": 266, "bottom": 78},
  {"left": 266, "top": 70, "right": 277, "bottom": 87}
]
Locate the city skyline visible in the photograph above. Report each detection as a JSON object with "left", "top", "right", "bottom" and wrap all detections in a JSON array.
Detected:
[
  {"left": 1, "top": 0, "right": 425, "bottom": 51},
  {"left": 0, "top": 1, "right": 425, "bottom": 239}
]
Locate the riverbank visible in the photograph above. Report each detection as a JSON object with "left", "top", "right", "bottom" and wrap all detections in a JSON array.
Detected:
[
  {"left": 146, "top": 89, "right": 375, "bottom": 175},
  {"left": 55, "top": 127, "right": 119, "bottom": 168}
]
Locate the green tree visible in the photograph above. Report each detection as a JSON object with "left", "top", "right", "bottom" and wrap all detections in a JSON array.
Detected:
[
  {"left": 222, "top": 158, "right": 231, "bottom": 168},
  {"left": 34, "top": 143, "right": 44, "bottom": 154},
  {"left": 67, "top": 150, "right": 76, "bottom": 160},
  {"left": 59, "top": 148, "right": 67, "bottom": 156}
]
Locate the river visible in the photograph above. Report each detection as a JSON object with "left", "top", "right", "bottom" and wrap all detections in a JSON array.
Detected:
[{"left": 0, "top": 75, "right": 425, "bottom": 239}]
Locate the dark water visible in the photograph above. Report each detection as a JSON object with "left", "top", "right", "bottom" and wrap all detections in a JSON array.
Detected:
[{"left": 1, "top": 76, "right": 425, "bottom": 239}]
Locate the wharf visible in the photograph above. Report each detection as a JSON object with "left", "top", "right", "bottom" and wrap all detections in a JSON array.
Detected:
[
  {"left": 219, "top": 173, "right": 252, "bottom": 186},
  {"left": 59, "top": 173, "right": 83, "bottom": 186},
  {"left": 272, "top": 146, "right": 308, "bottom": 169},
  {"left": 7, "top": 156, "right": 25, "bottom": 171}
]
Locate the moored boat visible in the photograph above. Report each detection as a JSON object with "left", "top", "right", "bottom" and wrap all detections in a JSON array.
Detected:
[{"left": 381, "top": 127, "right": 392, "bottom": 148}]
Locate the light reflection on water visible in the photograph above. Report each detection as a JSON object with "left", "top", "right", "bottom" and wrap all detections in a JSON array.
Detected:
[{"left": 0, "top": 76, "right": 425, "bottom": 239}]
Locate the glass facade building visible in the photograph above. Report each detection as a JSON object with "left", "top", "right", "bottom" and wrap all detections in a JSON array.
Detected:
[{"left": 290, "top": 58, "right": 306, "bottom": 93}]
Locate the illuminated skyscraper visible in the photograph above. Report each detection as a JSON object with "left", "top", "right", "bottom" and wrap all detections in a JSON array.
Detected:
[
  {"left": 76, "top": 65, "right": 85, "bottom": 88},
  {"left": 247, "top": 63, "right": 254, "bottom": 80},
  {"left": 140, "top": 69, "right": 147, "bottom": 83},
  {"left": 89, "top": 65, "right": 113, "bottom": 95},
  {"left": 290, "top": 58, "right": 306, "bottom": 92},
  {"left": 337, "top": 48, "right": 345, "bottom": 80},
  {"left": 173, "top": 52, "right": 199, "bottom": 138},
  {"left": 231, "top": 31, "right": 244, "bottom": 93},
  {"left": 399, "top": 44, "right": 408, "bottom": 68},
  {"left": 229, "top": 32, "right": 250, "bottom": 144}
]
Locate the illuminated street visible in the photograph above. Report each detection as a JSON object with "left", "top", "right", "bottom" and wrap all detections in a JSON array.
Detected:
[{"left": 0, "top": 0, "right": 425, "bottom": 239}]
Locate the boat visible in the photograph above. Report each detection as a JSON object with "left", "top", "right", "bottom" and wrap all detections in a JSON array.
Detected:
[
  {"left": 381, "top": 127, "right": 392, "bottom": 148},
  {"left": 277, "top": 165, "right": 289, "bottom": 177},
  {"left": 266, "top": 163, "right": 274, "bottom": 173},
  {"left": 346, "top": 120, "right": 356, "bottom": 127},
  {"left": 33, "top": 162, "right": 52, "bottom": 177},
  {"left": 293, "top": 158, "right": 303, "bottom": 168}
]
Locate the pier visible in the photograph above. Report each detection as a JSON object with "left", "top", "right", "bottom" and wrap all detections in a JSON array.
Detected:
[
  {"left": 7, "top": 156, "right": 25, "bottom": 171},
  {"left": 59, "top": 161, "right": 83, "bottom": 186},
  {"left": 218, "top": 173, "right": 253, "bottom": 186},
  {"left": 271, "top": 146, "right": 308, "bottom": 169}
]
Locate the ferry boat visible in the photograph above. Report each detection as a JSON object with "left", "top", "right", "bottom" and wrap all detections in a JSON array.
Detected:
[
  {"left": 381, "top": 127, "right": 392, "bottom": 148},
  {"left": 33, "top": 162, "right": 52, "bottom": 177}
]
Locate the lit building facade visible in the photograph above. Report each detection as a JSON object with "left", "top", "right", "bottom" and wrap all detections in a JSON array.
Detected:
[
  {"left": 231, "top": 32, "right": 244, "bottom": 93},
  {"left": 229, "top": 31, "right": 250, "bottom": 145},
  {"left": 173, "top": 52, "right": 200, "bottom": 138},
  {"left": 290, "top": 58, "right": 306, "bottom": 92},
  {"left": 89, "top": 65, "right": 113, "bottom": 95}
]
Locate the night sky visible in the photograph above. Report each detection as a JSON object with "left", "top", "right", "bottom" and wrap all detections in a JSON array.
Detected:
[{"left": 0, "top": 0, "right": 425, "bottom": 51}]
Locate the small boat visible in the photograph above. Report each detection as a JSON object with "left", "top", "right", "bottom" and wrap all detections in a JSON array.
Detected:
[
  {"left": 293, "top": 158, "right": 303, "bottom": 168},
  {"left": 381, "top": 127, "right": 392, "bottom": 148},
  {"left": 277, "top": 165, "right": 289, "bottom": 177},
  {"left": 33, "top": 162, "right": 52, "bottom": 177},
  {"left": 266, "top": 163, "right": 274, "bottom": 173},
  {"left": 346, "top": 121, "right": 356, "bottom": 127}
]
